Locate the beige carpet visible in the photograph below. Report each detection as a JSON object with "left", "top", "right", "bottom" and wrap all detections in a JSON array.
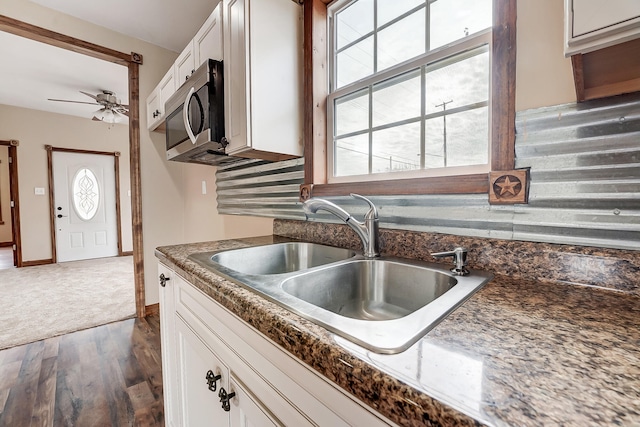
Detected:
[{"left": 0, "top": 256, "right": 136, "bottom": 350}]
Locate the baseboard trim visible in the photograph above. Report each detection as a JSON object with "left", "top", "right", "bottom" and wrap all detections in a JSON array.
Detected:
[
  {"left": 145, "top": 303, "right": 159, "bottom": 316},
  {"left": 121, "top": 251, "right": 133, "bottom": 256},
  {"left": 21, "top": 259, "right": 54, "bottom": 267},
  {"left": 0, "top": 242, "right": 13, "bottom": 247}
]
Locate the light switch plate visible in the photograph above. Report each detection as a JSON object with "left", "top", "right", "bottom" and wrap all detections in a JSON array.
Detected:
[{"left": 34, "top": 187, "right": 45, "bottom": 195}]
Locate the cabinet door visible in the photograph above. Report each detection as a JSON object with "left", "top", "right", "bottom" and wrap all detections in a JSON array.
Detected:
[
  {"left": 146, "top": 88, "right": 161, "bottom": 130},
  {"left": 158, "top": 264, "right": 180, "bottom": 427},
  {"left": 195, "top": 4, "right": 223, "bottom": 65},
  {"left": 223, "top": 0, "right": 249, "bottom": 155},
  {"left": 175, "top": 316, "right": 230, "bottom": 427},
  {"left": 159, "top": 68, "right": 177, "bottom": 115},
  {"left": 229, "top": 376, "right": 281, "bottom": 427},
  {"left": 572, "top": 0, "right": 640, "bottom": 37},
  {"left": 175, "top": 42, "right": 196, "bottom": 86}
]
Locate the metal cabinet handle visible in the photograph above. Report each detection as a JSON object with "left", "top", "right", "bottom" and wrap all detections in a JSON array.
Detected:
[
  {"left": 218, "top": 387, "right": 236, "bottom": 412},
  {"left": 159, "top": 273, "right": 170, "bottom": 287},
  {"left": 206, "top": 370, "right": 221, "bottom": 392},
  {"left": 183, "top": 86, "right": 197, "bottom": 144}
]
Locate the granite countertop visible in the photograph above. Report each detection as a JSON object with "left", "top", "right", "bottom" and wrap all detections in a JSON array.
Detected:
[{"left": 156, "top": 236, "right": 640, "bottom": 427}]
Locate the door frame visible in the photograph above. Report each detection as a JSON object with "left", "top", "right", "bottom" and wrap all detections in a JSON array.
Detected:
[
  {"left": 0, "top": 15, "right": 146, "bottom": 318},
  {"left": 46, "top": 146, "right": 124, "bottom": 263},
  {"left": 0, "top": 139, "right": 21, "bottom": 267}
]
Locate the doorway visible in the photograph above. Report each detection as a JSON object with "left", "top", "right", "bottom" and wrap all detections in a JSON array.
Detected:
[
  {"left": 0, "top": 140, "right": 20, "bottom": 268},
  {"left": 51, "top": 149, "right": 121, "bottom": 262},
  {"left": 0, "top": 16, "right": 146, "bottom": 317}
]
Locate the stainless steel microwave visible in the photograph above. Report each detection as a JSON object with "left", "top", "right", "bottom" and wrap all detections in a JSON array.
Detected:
[{"left": 165, "top": 59, "right": 235, "bottom": 165}]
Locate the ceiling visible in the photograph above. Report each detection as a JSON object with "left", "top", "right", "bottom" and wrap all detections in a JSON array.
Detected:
[{"left": 0, "top": 0, "right": 217, "bottom": 122}]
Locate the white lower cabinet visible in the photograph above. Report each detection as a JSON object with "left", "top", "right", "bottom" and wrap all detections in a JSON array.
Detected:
[
  {"left": 158, "top": 262, "right": 394, "bottom": 427},
  {"left": 158, "top": 264, "right": 179, "bottom": 427}
]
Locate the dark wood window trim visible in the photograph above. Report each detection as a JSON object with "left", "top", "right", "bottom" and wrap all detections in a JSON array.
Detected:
[
  {"left": 302, "top": 0, "right": 516, "bottom": 197},
  {"left": 0, "top": 15, "right": 147, "bottom": 318}
]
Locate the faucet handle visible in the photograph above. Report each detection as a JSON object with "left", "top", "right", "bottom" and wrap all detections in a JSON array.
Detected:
[
  {"left": 350, "top": 194, "right": 378, "bottom": 219},
  {"left": 431, "top": 247, "right": 469, "bottom": 276}
]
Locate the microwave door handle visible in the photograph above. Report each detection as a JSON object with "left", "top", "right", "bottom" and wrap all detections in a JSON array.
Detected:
[{"left": 183, "top": 86, "right": 197, "bottom": 144}]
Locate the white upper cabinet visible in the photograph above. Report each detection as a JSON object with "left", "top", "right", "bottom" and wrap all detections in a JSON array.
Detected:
[
  {"left": 194, "top": 5, "right": 223, "bottom": 64},
  {"left": 146, "top": 4, "right": 223, "bottom": 131},
  {"left": 175, "top": 42, "right": 196, "bottom": 86},
  {"left": 222, "top": 0, "right": 303, "bottom": 161},
  {"left": 565, "top": 0, "right": 640, "bottom": 56},
  {"left": 146, "top": 88, "right": 161, "bottom": 131},
  {"left": 146, "top": 66, "right": 176, "bottom": 131}
]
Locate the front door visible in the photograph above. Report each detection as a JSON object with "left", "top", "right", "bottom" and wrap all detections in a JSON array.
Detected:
[{"left": 53, "top": 151, "right": 118, "bottom": 262}]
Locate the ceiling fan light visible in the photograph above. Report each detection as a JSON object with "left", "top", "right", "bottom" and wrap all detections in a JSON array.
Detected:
[{"left": 93, "top": 107, "right": 118, "bottom": 124}]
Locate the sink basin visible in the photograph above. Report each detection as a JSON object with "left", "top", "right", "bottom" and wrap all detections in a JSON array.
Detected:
[
  {"left": 282, "top": 260, "right": 456, "bottom": 321},
  {"left": 189, "top": 243, "right": 492, "bottom": 354},
  {"left": 203, "top": 242, "right": 356, "bottom": 275}
]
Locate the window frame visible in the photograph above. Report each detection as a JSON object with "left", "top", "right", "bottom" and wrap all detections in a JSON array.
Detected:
[{"left": 302, "top": 0, "right": 516, "bottom": 198}]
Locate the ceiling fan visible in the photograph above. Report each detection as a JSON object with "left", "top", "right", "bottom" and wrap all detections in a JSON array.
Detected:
[{"left": 48, "top": 90, "right": 129, "bottom": 123}]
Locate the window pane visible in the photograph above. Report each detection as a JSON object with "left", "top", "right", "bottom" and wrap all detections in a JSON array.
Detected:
[
  {"left": 425, "top": 48, "right": 489, "bottom": 116},
  {"left": 378, "top": 0, "right": 425, "bottom": 26},
  {"left": 336, "top": 0, "right": 374, "bottom": 50},
  {"left": 424, "top": 106, "right": 488, "bottom": 168},
  {"left": 378, "top": 10, "right": 426, "bottom": 71},
  {"left": 430, "top": 0, "right": 492, "bottom": 50},
  {"left": 444, "top": 107, "right": 489, "bottom": 166},
  {"left": 335, "top": 134, "right": 369, "bottom": 176},
  {"left": 372, "top": 123, "right": 421, "bottom": 173},
  {"left": 72, "top": 168, "right": 100, "bottom": 221},
  {"left": 336, "top": 36, "right": 374, "bottom": 88},
  {"left": 372, "top": 69, "right": 421, "bottom": 127},
  {"left": 335, "top": 89, "right": 369, "bottom": 136}
]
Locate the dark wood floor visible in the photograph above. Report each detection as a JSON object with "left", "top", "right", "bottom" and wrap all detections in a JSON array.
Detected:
[{"left": 0, "top": 315, "right": 164, "bottom": 427}]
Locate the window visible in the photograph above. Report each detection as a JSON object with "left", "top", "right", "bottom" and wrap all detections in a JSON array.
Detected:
[
  {"left": 72, "top": 168, "right": 100, "bottom": 220},
  {"left": 328, "top": 0, "right": 493, "bottom": 183}
]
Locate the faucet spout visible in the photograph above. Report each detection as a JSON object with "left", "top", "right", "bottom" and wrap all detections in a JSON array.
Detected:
[{"left": 302, "top": 194, "right": 380, "bottom": 258}]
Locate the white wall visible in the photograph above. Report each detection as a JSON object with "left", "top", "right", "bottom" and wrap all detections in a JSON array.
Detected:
[
  {"left": 515, "top": 0, "right": 577, "bottom": 111},
  {"left": 182, "top": 164, "right": 273, "bottom": 244}
]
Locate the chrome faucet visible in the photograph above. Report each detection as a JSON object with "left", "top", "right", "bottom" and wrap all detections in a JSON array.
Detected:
[
  {"left": 431, "top": 247, "right": 469, "bottom": 276},
  {"left": 303, "top": 194, "right": 380, "bottom": 258}
]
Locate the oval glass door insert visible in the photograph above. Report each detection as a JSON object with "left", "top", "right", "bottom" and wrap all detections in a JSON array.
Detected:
[{"left": 72, "top": 168, "right": 100, "bottom": 220}]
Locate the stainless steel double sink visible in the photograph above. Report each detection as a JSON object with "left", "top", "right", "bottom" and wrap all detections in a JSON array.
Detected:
[{"left": 189, "top": 242, "right": 493, "bottom": 354}]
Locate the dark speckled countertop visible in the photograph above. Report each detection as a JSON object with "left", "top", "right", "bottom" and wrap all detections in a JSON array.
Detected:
[{"left": 156, "top": 220, "right": 640, "bottom": 427}]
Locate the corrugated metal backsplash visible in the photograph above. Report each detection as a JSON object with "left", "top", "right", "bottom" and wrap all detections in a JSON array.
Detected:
[{"left": 216, "top": 93, "right": 640, "bottom": 250}]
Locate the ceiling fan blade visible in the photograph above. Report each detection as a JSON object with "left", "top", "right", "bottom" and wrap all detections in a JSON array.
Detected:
[
  {"left": 80, "top": 91, "right": 100, "bottom": 101},
  {"left": 92, "top": 116, "right": 103, "bottom": 121},
  {"left": 114, "top": 109, "right": 129, "bottom": 118},
  {"left": 48, "top": 98, "right": 98, "bottom": 105}
]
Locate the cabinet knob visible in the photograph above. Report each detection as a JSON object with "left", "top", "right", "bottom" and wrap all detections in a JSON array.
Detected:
[
  {"left": 218, "top": 387, "right": 236, "bottom": 412},
  {"left": 206, "top": 370, "right": 221, "bottom": 392},
  {"left": 159, "top": 273, "right": 170, "bottom": 287}
]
